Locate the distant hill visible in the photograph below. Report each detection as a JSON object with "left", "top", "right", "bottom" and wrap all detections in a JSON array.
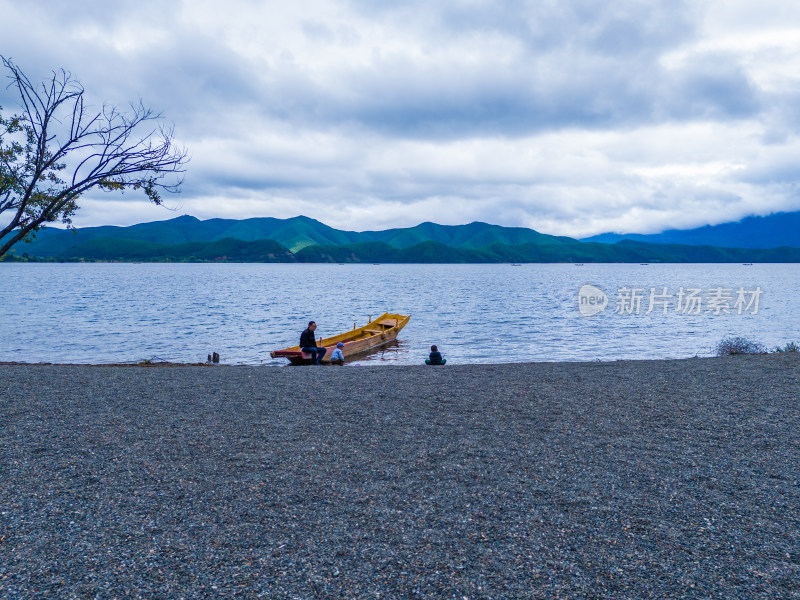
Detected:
[
  {"left": 7, "top": 215, "right": 578, "bottom": 258},
  {"left": 357, "top": 221, "right": 576, "bottom": 249},
  {"left": 8, "top": 215, "right": 356, "bottom": 256},
  {"left": 5, "top": 213, "right": 800, "bottom": 263},
  {"left": 16, "top": 235, "right": 798, "bottom": 263},
  {"left": 582, "top": 211, "right": 800, "bottom": 248},
  {"left": 299, "top": 239, "right": 800, "bottom": 263},
  {"left": 61, "top": 237, "right": 295, "bottom": 262}
]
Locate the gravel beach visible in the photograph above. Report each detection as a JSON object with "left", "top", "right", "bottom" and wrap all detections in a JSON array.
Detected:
[{"left": 1, "top": 356, "right": 798, "bottom": 599}]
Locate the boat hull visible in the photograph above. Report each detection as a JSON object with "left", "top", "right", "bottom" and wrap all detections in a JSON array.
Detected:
[{"left": 270, "top": 313, "right": 410, "bottom": 365}]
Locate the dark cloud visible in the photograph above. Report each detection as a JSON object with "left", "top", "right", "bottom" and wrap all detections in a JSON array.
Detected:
[
  {"left": 252, "top": 55, "right": 761, "bottom": 139},
  {"left": 1, "top": 0, "right": 799, "bottom": 235},
  {"left": 215, "top": 1, "right": 760, "bottom": 139},
  {"left": 347, "top": 0, "right": 696, "bottom": 54},
  {"left": 1, "top": 0, "right": 764, "bottom": 138},
  {"left": 658, "top": 53, "right": 762, "bottom": 120}
]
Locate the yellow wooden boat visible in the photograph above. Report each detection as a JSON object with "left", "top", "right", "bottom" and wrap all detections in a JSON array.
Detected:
[{"left": 270, "top": 313, "right": 411, "bottom": 365}]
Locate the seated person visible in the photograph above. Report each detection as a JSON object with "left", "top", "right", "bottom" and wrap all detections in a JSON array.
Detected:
[
  {"left": 425, "top": 344, "right": 446, "bottom": 365},
  {"left": 300, "top": 320, "right": 327, "bottom": 365},
  {"left": 330, "top": 342, "right": 345, "bottom": 365}
]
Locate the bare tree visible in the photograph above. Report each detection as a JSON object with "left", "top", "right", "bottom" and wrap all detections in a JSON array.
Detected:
[{"left": 0, "top": 57, "right": 188, "bottom": 258}]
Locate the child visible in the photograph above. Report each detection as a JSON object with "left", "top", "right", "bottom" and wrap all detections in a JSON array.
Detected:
[
  {"left": 425, "top": 344, "right": 446, "bottom": 365},
  {"left": 330, "top": 342, "right": 345, "bottom": 365}
]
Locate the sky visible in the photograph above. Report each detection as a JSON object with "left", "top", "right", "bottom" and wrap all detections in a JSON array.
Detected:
[{"left": 1, "top": 0, "right": 800, "bottom": 237}]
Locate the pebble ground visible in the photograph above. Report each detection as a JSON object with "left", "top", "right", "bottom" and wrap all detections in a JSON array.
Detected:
[{"left": 1, "top": 355, "right": 798, "bottom": 599}]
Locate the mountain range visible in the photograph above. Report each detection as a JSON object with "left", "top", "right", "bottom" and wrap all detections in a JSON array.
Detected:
[
  {"left": 13, "top": 215, "right": 574, "bottom": 256},
  {"left": 582, "top": 211, "right": 800, "bottom": 248},
  {"left": 4, "top": 212, "right": 800, "bottom": 263}
]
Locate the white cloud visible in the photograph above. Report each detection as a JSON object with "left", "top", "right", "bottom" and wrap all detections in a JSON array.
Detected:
[{"left": 2, "top": 0, "right": 800, "bottom": 237}]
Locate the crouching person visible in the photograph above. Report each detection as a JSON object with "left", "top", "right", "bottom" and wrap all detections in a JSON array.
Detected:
[
  {"left": 330, "top": 342, "right": 345, "bottom": 365},
  {"left": 425, "top": 345, "right": 446, "bottom": 365}
]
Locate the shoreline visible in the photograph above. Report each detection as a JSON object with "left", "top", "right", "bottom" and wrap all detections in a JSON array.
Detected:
[
  {"left": 2, "top": 353, "right": 798, "bottom": 597},
  {"left": 0, "top": 353, "right": 733, "bottom": 368}
]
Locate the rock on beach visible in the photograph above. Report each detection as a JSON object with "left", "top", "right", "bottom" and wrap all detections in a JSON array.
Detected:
[{"left": 1, "top": 355, "right": 798, "bottom": 598}]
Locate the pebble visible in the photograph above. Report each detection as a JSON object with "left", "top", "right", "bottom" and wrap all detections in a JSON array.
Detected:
[{"left": 0, "top": 354, "right": 798, "bottom": 598}]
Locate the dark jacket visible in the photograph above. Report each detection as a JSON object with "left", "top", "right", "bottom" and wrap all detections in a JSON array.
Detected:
[
  {"left": 428, "top": 350, "right": 444, "bottom": 364},
  {"left": 300, "top": 328, "right": 317, "bottom": 348}
]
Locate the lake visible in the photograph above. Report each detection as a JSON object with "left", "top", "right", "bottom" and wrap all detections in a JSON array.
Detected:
[{"left": 1, "top": 263, "right": 798, "bottom": 365}]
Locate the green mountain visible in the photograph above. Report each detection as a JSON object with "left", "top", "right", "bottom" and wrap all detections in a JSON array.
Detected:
[
  {"left": 5, "top": 214, "right": 800, "bottom": 263},
  {"left": 356, "top": 221, "right": 576, "bottom": 249},
  {"left": 8, "top": 215, "right": 578, "bottom": 258},
  {"left": 9, "top": 215, "right": 354, "bottom": 255}
]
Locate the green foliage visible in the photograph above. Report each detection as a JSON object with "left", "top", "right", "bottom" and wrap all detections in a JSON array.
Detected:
[
  {"left": 189, "top": 238, "right": 293, "bottom": 261},
  {"left": 715, "top": 336, "right": 767, "bottom": 356},
  {"left": 295, "top": 241, "right": 397, "bottom": 263},
  {"left": 0, "top": 57, "right": 187, "bottom": 258},
  {"left": 773, "top": 342, "right": 799, "bottom": 353},
  {"left": 60, "top": 236, "right": 294, "bottom": 262},
  {"left": 393, "top": 241, "right": 496, "bottom": 263},
  {"left": 295, "top": 240, "right": 499, "bottom": 263}
]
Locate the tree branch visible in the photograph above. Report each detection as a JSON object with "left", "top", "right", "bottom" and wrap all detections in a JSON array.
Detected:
[{"left": 0, "top": 56, "right": 188, "bottom": 258}]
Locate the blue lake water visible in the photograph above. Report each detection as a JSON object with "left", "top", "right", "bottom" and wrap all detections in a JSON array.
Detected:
[{"left": 1, "top": 262, "right": 798, "bottom": 365}]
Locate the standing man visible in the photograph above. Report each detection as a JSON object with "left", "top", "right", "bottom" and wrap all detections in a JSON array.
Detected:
[{"left": 300, "top": 321, "right": 327, "bottom": 365}]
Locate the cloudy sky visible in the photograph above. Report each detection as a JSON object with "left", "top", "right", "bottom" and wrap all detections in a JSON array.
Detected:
[{"left": 2, "top": 0, "right": 800, "bottom": 237}]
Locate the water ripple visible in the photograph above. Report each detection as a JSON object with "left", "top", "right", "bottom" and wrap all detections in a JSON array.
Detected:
[{"left": 1, "top": 263, "right": 798, "bottom": 365}]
